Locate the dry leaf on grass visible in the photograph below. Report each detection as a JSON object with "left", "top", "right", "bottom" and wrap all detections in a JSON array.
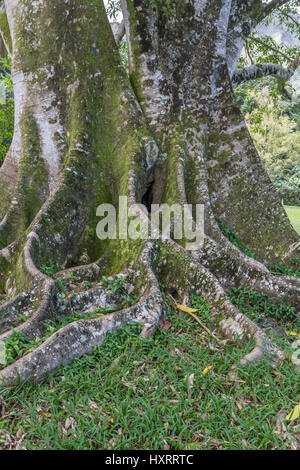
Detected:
[
  {"left": 187, "top": 373, "right": 194, "bottom": 393},
  {"left": 159, "top": 317, "right": 172, "bottom": 330},
  {"left": 201, "top": 365, "right": 213, "bottom": 376},
  {"left": 274, "top": 412, "right": 299, "bottom": 450},
  {"left": 176, "top": 304, "right": 198, "bottom": 314},
  {"left": 286, "top": 404, "right": 300, "bottom": 422}
]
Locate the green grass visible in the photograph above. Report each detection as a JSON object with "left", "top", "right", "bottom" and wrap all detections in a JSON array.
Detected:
[
  {"left": 284, "top": 205, "right": 300, "bottom": 235},
  {"left": 0, "top": 293, "right": 299, "bottom": 450},
  {"left": 228, "top": 285, "right": 299, "bottom": 327}
]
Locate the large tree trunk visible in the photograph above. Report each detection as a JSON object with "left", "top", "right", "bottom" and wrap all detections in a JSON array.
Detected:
[{"left": 0, "top": 0, "right": 299, "bottom": 386}]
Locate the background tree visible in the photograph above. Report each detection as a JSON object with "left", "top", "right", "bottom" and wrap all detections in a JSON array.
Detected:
[
  {"left": 246, "top": 86, "right": 300, "bottom": 205},
  {"left": 235, "top": 77, "right": 300, "bottom": 206},
  {"left": 0, "top": 0, "right": 299, "bottom": 386}
]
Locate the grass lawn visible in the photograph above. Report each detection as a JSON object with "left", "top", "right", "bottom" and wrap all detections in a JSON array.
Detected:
[
  {"left": 0, "top": 291, "right": 299, "bottom": 450},
  {"left": 284, "top": 206, "right": 300, "bottom": 235}
]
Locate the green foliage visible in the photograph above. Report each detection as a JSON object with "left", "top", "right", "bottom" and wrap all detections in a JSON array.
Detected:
[
  {"left": 235, "top": 83, "right": 259, "bottom": 115},
  {"left": 215, "top": 216, "right": 257, "bottom": 259},
  {"left": 149, "top": 0, "right": 177, "bottom": 15},
  {"left": 245, "top": 33, "right": 298, "bottom": 67},
  {"left": 0, "top": 294, "right": 10, "bottom": 304},
  {"left": 267, "top": 259, "right": 300, "bottom": 278},
  {"left": 40, "top": 259, "right": 60, "bottom": 277},
  {"left": 57, "top": 278, "right": 66, "bottom": 294},
  {"left": 42, "top": 309, "right": 115, "bottom": 337},
  {"left": 0, "top": 308, "right": 120, "bottom": 370},
  {"left": 119, "top": 39, "right": 129, "bottom": 72},
  {"left": 285, "top": 102, "right": 300, "bottom": 130},
  {"left": 0, "top": 57, "right": 14, "bottom": 167},
  {"left": 1, "top": 330, "right": 42, "bottom": 369},
  {"left": 105, "top": 0, "right": 121, "bottom": 20},
  {"left": 228, "top": 285, "right": 299, "bottom": 326},
  {"left": 285, "top": 205, "right": 300, "bottom": 234},
  {"left": 264, "top": 2, "right": 300, "bottom": 43},
  {"left": 101, "top": 275, "right": 125, "bottom": 294}
]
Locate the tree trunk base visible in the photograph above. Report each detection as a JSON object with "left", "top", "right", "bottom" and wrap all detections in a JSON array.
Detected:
[{"left": 0, "top": 241, "right": 288, "bottom": 387}]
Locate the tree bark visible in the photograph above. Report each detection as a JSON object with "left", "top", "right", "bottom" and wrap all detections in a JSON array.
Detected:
[
  {"left": 0, "top": 0, "right": 299, "bottom": 386},
  {"left": 232, "top": 63, "right": 297, "bottom": 86}
]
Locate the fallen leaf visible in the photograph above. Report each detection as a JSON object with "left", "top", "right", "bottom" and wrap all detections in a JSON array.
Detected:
[
  {"left": 176, "top": 304, "right": 198, "bottom": 314},
  {"left": 274, "top": 412, "right": 299, "bottom": 450},
  {"left": 201, "top": 365, "right": 213, "bottom": 376},
  {"left": 163, "top": 440, "right": 170, "bottom": 450},
  {"left": 188, "top": 373, "right": 194, "bottom": 393},
  {"left": 159, "top": 318, "right": 172, "bottom": 330},
  {"left": 65, "top": 417, "right": 76, "bottom": 430},
  {"left": 286, "top": 405, "right": 300, "bottom": 422},
  {"left": 89, "top": 400, "right": 99, "bottom": 412}
]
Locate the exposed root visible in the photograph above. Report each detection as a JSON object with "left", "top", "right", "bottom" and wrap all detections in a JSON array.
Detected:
[
  {"left": 0, "top": 0, "right": 297, "bottom": 394},
  {"left": 156, "top": 240, "right": 285, "bottom": 367},
  {"left": 0, "top": 290, "right": 36, "bottom": 334},
  {"left": 0, "top": 278, "right": 56, "bottom": 341},
  {"left": 198, "top": 236, "right": 300, "bottom": 309},
  {"left": 0, "top": 234, "right": 290, "bottom": 386},
  {"left": 0, "top": 243, "right": 164, "bottom": 386},
  {"left": 0, "top": 290, "right": 163, "bottom": 387}
]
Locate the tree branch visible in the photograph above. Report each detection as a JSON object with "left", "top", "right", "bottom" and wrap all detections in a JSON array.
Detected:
[
  {"left": 229, "top": 0, "right": 288, "bottom": 25},
  {"left": 227, "top": 0, "right": 298, "bottom": 77},
  {"left": 251, "top": 36, "right": 294, "bottom": 62},
  {"left": 262, "top": 0, "right": 294, "bottom": 20},
  {"left": 232, "top": 62, "right": 295, "bottom": 86},
  {"left": 232, "top": 50, "right": 300, "bottom": 88},
  {"left": 280, "top": 11, "right": 300, "bottom": 27}
]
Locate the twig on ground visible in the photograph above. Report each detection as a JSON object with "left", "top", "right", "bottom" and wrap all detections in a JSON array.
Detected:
[{"left": 168, "top": 294, "right": 221, "bottom": 343}]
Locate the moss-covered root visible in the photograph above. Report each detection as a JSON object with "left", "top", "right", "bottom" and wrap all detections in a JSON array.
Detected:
[
  {"left": 197, "top": 237, "right": 300, "bottom": 310},
  {"left": 0, "top": 243, "right": 163, "bottom": 387},
  {"left": 0, "top": 240, "right": 286, "bottom": 387},
  {"left": 0, "top": 294, "right": 162, "bottom": 387},
  {"left": 155, "top": 240, "right": 285, "bottom": 365}
]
